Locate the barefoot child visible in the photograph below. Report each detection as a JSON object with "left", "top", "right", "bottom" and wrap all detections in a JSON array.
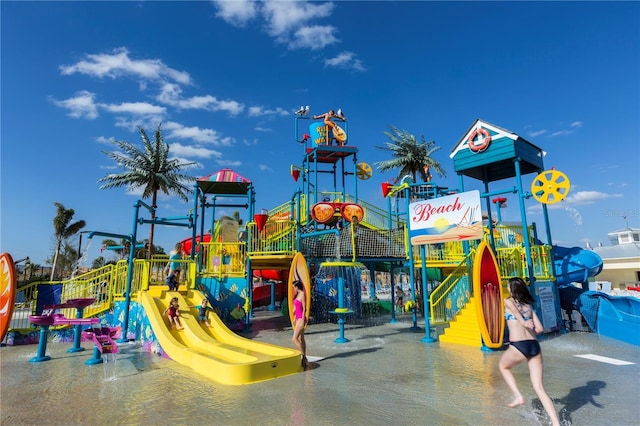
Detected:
[
  {"left": 163, "top": 297, "right": 184, "bottom": 330},
  {"left": 193, "top": 298, "right": 213, "bottom": 328}
]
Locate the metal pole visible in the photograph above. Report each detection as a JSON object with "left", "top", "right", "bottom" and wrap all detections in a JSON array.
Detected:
[
  {"left": 420, "top": 244, "right": 436, "bottom": 343},
  {"left": 120, "top": 202, "right": 140, "bottom": 342}
]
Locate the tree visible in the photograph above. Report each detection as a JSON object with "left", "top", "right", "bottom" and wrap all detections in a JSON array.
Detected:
[
  {"left": 374, "top": 126, "right": 446, "bottom": 183},
  {"left": 98, "top": 124, "right": 196, "bottom": 258},
  {"left": 92, "top": 256, "right": 106, "bottom": 269},
  {"left": 101, "top": 238, "right": 125, "bottom": 260},
  {"left": 232, "top": 210, "right": 243, "bottom": 225},
  {"left": 50, "top": 202, "right": 86, "bottom": 280}
]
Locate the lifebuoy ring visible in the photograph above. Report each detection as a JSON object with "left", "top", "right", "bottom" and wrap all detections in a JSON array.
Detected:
[{"left": 468, "top": 128, "right": 491, "bottom": 152}]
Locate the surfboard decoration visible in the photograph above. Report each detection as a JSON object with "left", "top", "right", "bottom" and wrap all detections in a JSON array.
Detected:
[
  {"left": 287, "top": 252, "right": 311, "bottom": 329},
  {"left": 0, "top": 253, "right": 17, "bottom": 342},
  {"left": 333, "top": 124, "right": 347, "bottom": 144},
  {"left": 472, "top": 242, "right": 505, "bottom": 348}
]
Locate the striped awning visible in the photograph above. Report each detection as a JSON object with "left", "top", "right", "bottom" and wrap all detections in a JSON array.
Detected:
[{"left": 197, "top": 168, "right": 252, "bottom": 195}]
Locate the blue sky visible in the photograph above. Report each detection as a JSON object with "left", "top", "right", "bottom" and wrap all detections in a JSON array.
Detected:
[{"left": 2, "top": 1, "right": 638, "bottom": 267}]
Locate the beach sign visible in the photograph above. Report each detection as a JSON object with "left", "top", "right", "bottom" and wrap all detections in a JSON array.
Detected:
[{"left": 409, "top": 190, "right": 483, "bottom": 244}]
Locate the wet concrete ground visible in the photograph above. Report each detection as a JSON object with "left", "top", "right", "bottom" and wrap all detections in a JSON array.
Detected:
[{"left": 1, "top": 310, "right": 639, "bottom": 425}]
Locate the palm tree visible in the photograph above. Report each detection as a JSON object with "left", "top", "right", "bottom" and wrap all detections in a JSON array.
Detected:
[
  {"left": 375, "top": 126, "right": 447, "bottom": 183},
  {"left": 50, "top": 202, "right": 86, "bottom": 280},
  {"left": 98, "top": 124, "right": 196, "bottom": 258},
  {"left": 101, "top": 238, "right": 123, "bottom": 260}
]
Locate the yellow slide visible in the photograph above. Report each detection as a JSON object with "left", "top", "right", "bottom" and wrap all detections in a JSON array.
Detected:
[{"left": 139, "top": 289, "right": 302, "bottom": 385}]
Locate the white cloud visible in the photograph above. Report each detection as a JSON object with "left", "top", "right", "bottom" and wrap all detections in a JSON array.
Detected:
[
  {"left": 95, "top": 136, "right": 115, "bottom": 145},
  {"left": 324, "top": 51, "right": 365, "bottom": 72},
  {"left": 168, "top": 143, "right": 222, "bottom": 159},
  {"left": 112, "top": 115, "right": 166, "bottom": 132},
  {"left": 59, "top": 47, "right": 191, "bottom": 85},
  {"left": 50, "top": 90, "right": 99, "bottom": 119},
  {"left": 528, "top": 129, "right": 547, "bottom": 137},
  {"left": 100, "top": 101, "right": 166, "bottom": 115},
  {"left": 290, "top": 25, "right": 339, "bottom": 50},
  {"left": 254, "top": 127, "right": 272, "bottom": 133},
  {"left": 258, "top": 164, "right": 273, "bottom": 172},
  {"left": 163, "top": 121, "right": 234, "bottom": 146},
  {"left": 570, "top": 121, "right": 583, "bottom": 128},
  {"left": 248, "top": 105, "right": 289, "bottom": 117},
  {"left": 550, "top": 129, "right": 574, "bottom": 137},
  {"left": 563, "top": 190, "right": 623, "bottom": 205},
  {"left": 262, "top": 1, "right": 334, "bottom": 39},
  {"left": 212, "top": 0, "right": 259, "bottom": 27},
  {"left": 214, "top": 1, "right": 341, "bottom": 51},
  {"left": 156, "top": 83, "right": 244, "bottom": 115},
  {"left": 217, "top": 159, "right": 242, "bottom": 167}
]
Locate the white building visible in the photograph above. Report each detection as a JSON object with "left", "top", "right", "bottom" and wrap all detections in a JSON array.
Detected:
[{"left": 593, "top": 227, "right": 640, "bottom": 289}]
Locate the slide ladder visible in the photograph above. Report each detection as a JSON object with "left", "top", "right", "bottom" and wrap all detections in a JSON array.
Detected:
[{"left": 438, "top": 296, "right": 483, "bottom": 348}]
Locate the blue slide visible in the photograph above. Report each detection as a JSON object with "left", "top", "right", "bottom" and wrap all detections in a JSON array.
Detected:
[{"left": 553, "top": 246, "right": 603, "bottom": 286}]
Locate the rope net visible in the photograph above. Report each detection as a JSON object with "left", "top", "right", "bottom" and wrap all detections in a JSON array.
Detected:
[{"left": 300, "top": 224, "right": 406, "bottom": 259}]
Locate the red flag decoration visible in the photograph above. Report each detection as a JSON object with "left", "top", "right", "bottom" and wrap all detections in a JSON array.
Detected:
[
  {"left": 291, "top": 169, "right": 300, "bottom": 182},
  {"left": 381, "top": 182, "right": 392, "bottom": 198},
  {"left": 254, "top": 213, "right": 268, "bottom": 232}
]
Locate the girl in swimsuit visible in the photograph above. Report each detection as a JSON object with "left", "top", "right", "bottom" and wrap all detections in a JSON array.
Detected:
[
  {"left": 499, "top": 278, "right": 559, "bottom": 426},
  {"left": 163, "top": 297, "right": 184, "bottom": 330},
  {"left": 291, "top": 280, "right": 308, "bottom": 369}
]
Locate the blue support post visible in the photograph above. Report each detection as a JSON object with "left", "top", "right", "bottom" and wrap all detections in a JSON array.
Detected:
[
  {"left": 85, "top": 346, "right": 104, "bottom": 365},
  {"left": 389, "top": 266, "right": 397, "bottom": 324},
  {"left": 268, "top": 281, "right": 276, "bottom": 311},
  {"left": 330, "top": 276, "right": 352, "bottom": 343},
  {"left": 67, "top": 306, "right": 86, "bottom": 353},
  {"left": 29, "top": 325, "right": 51, "bottom": 362},
  {"left": 514, "top": 159, "right": 535, "bottom": 283},
  {"left": 420, "top": 245, "right": 436, "bottom": 343},
  {"left": 119, "top": 203, "right": 140, "bottom": 343},
  {"left": 406, "top": 190, "right": 419, "bottom": 331}
]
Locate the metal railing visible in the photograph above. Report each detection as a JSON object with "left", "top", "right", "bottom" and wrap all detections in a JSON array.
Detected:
[
  {"left": 198, "top": 241, "right": 247, "bottom": 278},
  {"left": 429, "top": 250, "right": 475, "bottom": 324},
  {"left": 246, "top": 220, "right": 296, "bottom": 257},
  {"left": 8, "top": 258, "right": 198, "bottom": 334}
]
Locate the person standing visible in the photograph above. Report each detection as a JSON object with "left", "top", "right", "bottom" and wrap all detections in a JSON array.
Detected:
[
  {"left": 499, "top": 277, "right": 560, "bottom": 426},
  {"left": 164, "top": 242, "right": 183, "bottom": 278},
  {"left": 291, "top": 280, "right": 308, "bottom": 369},
  {"left": 395, "top": 285, "right": 404, "bottom": 313},
  {"left": 169, "top": 243, "right": 183, "bottom": 272}
]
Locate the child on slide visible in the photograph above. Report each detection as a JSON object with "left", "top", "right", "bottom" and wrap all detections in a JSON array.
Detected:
[
  {"left": 192, "top": 298, "right": 212, "bottom": 328},
  {"left": 163, "top": 297, "right": 183, "bottom": 330}
]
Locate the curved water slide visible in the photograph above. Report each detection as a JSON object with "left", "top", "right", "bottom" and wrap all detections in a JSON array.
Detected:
[
  {"left": 553, "top": 246, "right": 603, "bottom": 286},
  {"left": 139, "top": 289, "right": 302, "bottom": 385}
]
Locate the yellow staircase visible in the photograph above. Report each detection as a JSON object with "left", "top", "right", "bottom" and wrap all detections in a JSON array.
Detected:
[{"left": 438, "top": 296, "right": 483, "bottom": 348}]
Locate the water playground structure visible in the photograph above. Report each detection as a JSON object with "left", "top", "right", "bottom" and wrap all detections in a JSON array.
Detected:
[{"left": 4, "top": 115, "right": 637, "bottom": 385}]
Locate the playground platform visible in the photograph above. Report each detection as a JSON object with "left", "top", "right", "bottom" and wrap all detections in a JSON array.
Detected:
[{"left": 1, "top": 310, "right": 639, "bottom": 425}]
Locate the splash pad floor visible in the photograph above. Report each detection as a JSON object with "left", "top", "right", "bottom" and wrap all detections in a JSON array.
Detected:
[{"left": 2, "top": 310, "right": 639, "bottom": 425}]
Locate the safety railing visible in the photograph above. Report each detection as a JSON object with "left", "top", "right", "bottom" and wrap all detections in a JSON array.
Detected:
[
  {"left": 494, "top": 247, "right": 524, "bottom": 280},
  {"left": 429, "top": 250, "right": 475, "bottom": 324},
  {"left": 142, "top": 257, "right": 196, "bottom": 289},
  {"left": 530, "top": 244, "right": 554, "bottom": 281},
  {"left": 267, "top": 194, "right": 308, "bottom": 225},
  {"left": 198, "top": 241, "right": 247, "bottom": 278},
  {"left": 8, "top": 258, "right": 199, "bottom": 334},
  {"left": 9, "top": 263, "right": 122, "bottom": 332},
  {"left": 245, "top": 220, "right": 297, "bottom": 257}
]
